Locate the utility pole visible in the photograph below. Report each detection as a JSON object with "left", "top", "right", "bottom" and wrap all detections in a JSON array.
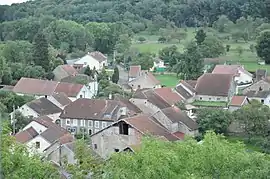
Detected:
[{"left": 12, "top": 105, "right": 16, "bottom": 135}]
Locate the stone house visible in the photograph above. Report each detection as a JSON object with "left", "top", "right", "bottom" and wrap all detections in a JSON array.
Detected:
[
  {"left": 53, "top": 65, "right": 78, "bottom": 81},
  {"left": 90, "top": 114, "right": 179, "bottom": 159},
  {"left": 175, "top": 80, "right": 196, "bottom": 102},
  {"left": 242, "top": 80, "right": 270, "bottom": 94},
  {"left": 128, "top": 71, "right": 161, "bottom": 91},
  {"left": 47, "top": 92, "right": 72, "bottom": 109},
  {"left": 244, "top": 90, "right": 270, "bottom": 106},
  {"left": 59, "top": 98, "right": 140, "bottom": 135},
  {"left": 194, "top": 73, "right": 236, "bottom": 102}
]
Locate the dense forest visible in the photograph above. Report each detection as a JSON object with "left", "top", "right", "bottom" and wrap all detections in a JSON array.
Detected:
[{"left": 0, "top": 0, "right": 270, "bottom": 27}]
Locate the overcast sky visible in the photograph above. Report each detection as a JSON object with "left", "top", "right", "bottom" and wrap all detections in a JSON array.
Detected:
[{"left": 0, "top": 0, "right": 29, "bottom": 5}]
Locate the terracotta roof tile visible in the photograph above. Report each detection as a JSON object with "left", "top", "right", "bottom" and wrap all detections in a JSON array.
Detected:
[
  {"left": 195, "top": 73, "right": 234, "bottom": 97},
  {"left": 13, "top": 78, "right": 58, "bottom": 96},
  {"left": 15, "top": 127, "right": 38, "bottom": 143},
  {"left": 173, "top": 132, "right": 185, "bottom": 140},
  {"left": 123, "top": 115, "right": 179, "bottom": 141},
  {"left": 52, "top": 92, "right": 72, "bottom": 106},
  {"left": 230, "top": 96, "right": 247, "bottom": 106},
  {"left": 89, "top": 51, "right": 107, "bottom": 62},
  {"left": 54, "top": 82, "right": 83, "bottom": 97},
  {"left": 154, "top": 87, "right": 183, "bottom": 105},
  {"left": 60, "top": 65, "right": 78, "bottom": 75}
]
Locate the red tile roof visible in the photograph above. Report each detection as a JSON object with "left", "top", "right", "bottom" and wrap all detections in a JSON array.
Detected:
[
  {"left": 230, "top": 96, "right": 247, "bottom": 106},
  {"left": 123, "top": 115, "right": 179, "bottom": 141},
  {"left": 173, "top": 132, "right": 185, "bottom": 140},
  {"left": 129, "top": 65, "right": 141, "bottom": 78},
  {"left": 13, "top": 78, "right": 58, "bottom": 96},
  {"left": 15, "top": 127, "right": 38, "bottom": 143},
  {"left": 89, "top": 51, "right": 107, "bottom": 62},
  {"left": 60, "top": 65, "right": 78, "bottom": 75},
  {"left": 195, "top": 73, "right": 234, "bottom": 97},
  {"left": 54, "top": 82, "right": 84, "bottom": 97},
  {"left": 154, "top": 87, "right": 183, "bottom": 105},
  {"left": 212, "top": 65, "right": 252, "bottom": 77}
]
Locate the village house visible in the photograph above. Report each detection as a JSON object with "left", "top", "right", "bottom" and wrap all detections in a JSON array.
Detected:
[
  {"left": 15, "top": 116, "right": 74, "bottom": 154},
  {"left": 194, "top": 73, "right": 236, "bottom": 102},
  {"left": 130, "top": 87, "right": 183, "bottom": 115},
  {"left": 74, "top": 51, "right": 108, "bottom": 70},
  {"left": 128, "top": 71, "right": 161, "bottom": 91},
  {"left": 242, "top": 79, "right": 270, "bottom": 94},
  {"left": 53, "top": 65, "right": 78, "bottom": 81},
  {"left": 47, "top": 92, "right": 72, "bottom": 109},
  {"left": 59, "top": 98, "right": 140, "bottom": 135},
  {"left": 175, "top": 80, "right": 196, "bottom": 102},
  {"left": 228, "top": 96, "right": 249, "bottom": 111},
  {"left": 150, "top": 59, "right": 166, "bottom": 72},
  {"left": 244, "top": 90, "right": 270, "bottom": 106},
  {"left": 12, "top": 97, "right": 62, "bottom": 121},
  {"left": 60, "top": 74, "right": 98, "bottom": 96},
  {"left": 128, "top": 65, "right": 142, "bottom": 81},
  {"left": 212, "top": 65, "right": 253, "bottom": 86},
  {"left": 152, "top": 106, "right": 198, "bottom": 136},
  {"left": 90, "top": 114, "right": 180, "bottom": 159},
  {"left": 13, "top": 77, "right": 95, "bottom": 101}
]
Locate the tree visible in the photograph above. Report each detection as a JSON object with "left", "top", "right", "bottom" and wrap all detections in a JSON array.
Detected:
[
  {"left": 104, "top": 132, "right": 270, "bottom": 179},
  {"left": 10, "top": 111, "right": 33, "bottom": 133},
  {"left": 158, "top": 36, "right": 166, "bottom": 43},
  {"left": 159, "top": 45, "right": 180, "bottom": 67},
  {"left": 199, "top": 35, "right": 225, "bottom": 58},
  {"left": 64, "top": 140, "right": 103, "bottom": 178},
  {"left": 213, "top": 15, "right": 234, "bottom": 33},
  {"left": 32, "top": 32, "right": 50, "bottom": 71},
  {"left": 256, "top": 30, "right": 270, "bottom": 64},
  {"left": 250, "top": 44, "right": 255, "bottom": 53},
  {"left": 231, "top": 31, "right": 244, "bottom": 42},
  {"left": 236, "top": 46, "right": 243, "bottom": 56},
  {"left": 233, "top": 100, "right": 270, "bottom": 141},
  {"left": 170, "top": 30, "right": 187, "bottom": 43},
  {"left": 131, "top": 52, "right": 154, "bottom": 70},
  {"left": 115, "top": 34, "right": 131, "bottom": 53},
  {"left": 84, "top": 65, "right": 93, "bottom": 77},
  {"left": 2, "top": 122, "right": 59, "bottom": 178},
  {"left": 138, "top": 37, "right": 146, "bottom": 43},
  {"left": 24, "top": 66, "right": 46, "bottom": 79},
  {"left": 197, "top": 108, "right": 233, "bottom": 134},
  {"left": 175, "top": 42, "right": 203, "bottom": 79},
  {"left": 226, "top": 44, "right": 231, "bottom": 52},
  {"left": 195, "top": 29, "right": 206, "bottom": 45},
  {"left": 111, "top": 67, "right": 119, "bottom": 84}
]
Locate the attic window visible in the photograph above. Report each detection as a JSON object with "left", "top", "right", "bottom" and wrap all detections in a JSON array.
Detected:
[{"left": 119, "top": 122, "right": 129, "bottom": 135}]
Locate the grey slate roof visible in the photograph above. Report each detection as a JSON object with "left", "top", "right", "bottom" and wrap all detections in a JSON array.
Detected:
[{"left": 27, "top": 97, "right": 62, "bottom": 115}]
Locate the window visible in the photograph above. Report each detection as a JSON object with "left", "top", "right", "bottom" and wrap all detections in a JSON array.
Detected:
[
  {"left": 102, "top": 122, "right": 106, "bottom": 129},
  {"left": 261, "top": 99, "right": 265, "bottom": 103},
  {"left": 89, "top": 121, "right": 93, "bottom": 127},
  {"left": 35, "top": 142, "right": 40, "bottom": 149},
  {"left": 200, "top": 97, "right": 202, "bottom": 100},
  {"left": 217, "top": 98, "right": 220, "bottom": 100},
  {"left": 73, "top": 119, "right": 77, "bottom": 126},
  {"left": 88, "top": 129, "right": 92, "bottom": 135},
  {"left": 80, "top": 95, "right": 83, "bottom": 98},
  {"left": 95, "top": 121, "right": 99, "bottom": 128},
  {"left": 67, "top": 127, "right": 71, "bottom": 132},
  {"left": 114, "top": 149, "right": 119, "bottom": 152},
  {"left": 119, "top": 122, "right": 129, "bottom": 135},
  {"left": 55, "top": 119, "right": 61, "bottom": 125},
  {"left": 66, "top": 119, "right": 70, "bottom": 125},
  {"left": 80, "top": 127, "right": 85, "bottom": 133},
  {"left": 209, "top": 98, "right": 211, "bottom": 100},
  {"left": 70, "top": 127, "right": 76, "bottom": 133},
  {"left": 94, "top": 144, "right": 97, "bottom": 149},
  {"left": 45, "top": 95, "right": 47, "bottom": 98},
  {"left": 138, "top": 85, "right": 141, "bottom": 88}
]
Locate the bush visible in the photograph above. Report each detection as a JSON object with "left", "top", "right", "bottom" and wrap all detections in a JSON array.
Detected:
[{"left": 138, "top": 36, "right": 146, "bottom": 43}]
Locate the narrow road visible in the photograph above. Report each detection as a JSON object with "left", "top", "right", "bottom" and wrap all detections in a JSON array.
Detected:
[{"left": 117, "top": 65, "right": 129, "bottom": 86}]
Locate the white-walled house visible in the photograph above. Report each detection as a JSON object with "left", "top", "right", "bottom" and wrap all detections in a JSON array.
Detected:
[
  {"left": 15, "top": 116, "right": 74, "bottom": 154},
  {"left": 13, "top": 77, "right": 95, "bottom": 101},
  {"left": 74, "top": 51, "right": 108, "bottom": 70},
  {"left": 212, "top": 65, "right": 253, "bottom": 86},
  {"left": 11, "top": 97, "right": 62, "bottom": 122}
]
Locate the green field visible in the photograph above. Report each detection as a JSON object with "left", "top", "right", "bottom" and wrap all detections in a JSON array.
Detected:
[
  {"left": 226, "top": 136, "right": 263, "bottom": 152},
  {"left": 154, "top": 74, "right": 179, "bottom": 87},
  {"left": 132, "top": 28, "right": 270, "bottom": 72}
]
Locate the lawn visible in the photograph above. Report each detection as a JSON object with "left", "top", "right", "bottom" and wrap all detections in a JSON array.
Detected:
[
  {"left": 191, "top": 100, "right": 227, "bottom": 107},
  {"left": 131, "top": 28, "right": 270, "bottom": 72},
  {"left": 154, "top": 74, "right": 179, "bottom": 87}
]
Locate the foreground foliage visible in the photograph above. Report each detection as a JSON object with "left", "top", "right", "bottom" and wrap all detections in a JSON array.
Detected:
[{"left": 105, "top": 132, "right": 270, "bottom": 179}]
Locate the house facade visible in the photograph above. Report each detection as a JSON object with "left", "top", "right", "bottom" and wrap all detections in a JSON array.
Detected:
[
  {"left": 128, "top": 71, "right": 161, "bottom": 91},
  {"left": 74, "top": 52, "right": 107, "bottom": 70},
  {"left": 242, "top": 80, "right": 270, "bottom": 94},
  {"left": 228, "top": 96, "right": 248, "bottom": 111},
  {"left": 90, "top": 115, "right": 179, "bottom": 159},
  {"left": 195, "top": 73, "right": 236, "bottom": 102}
]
